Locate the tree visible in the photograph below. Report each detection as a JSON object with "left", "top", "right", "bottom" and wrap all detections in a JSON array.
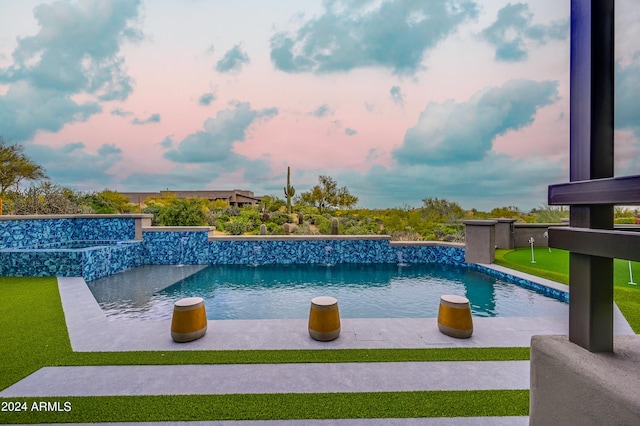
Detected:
[
  {"left": 88, "top": 190, "right": 135, "bottom": 213},
  {"left": 299, "top": 175, "right": 358, "bottom": 213},
  {"left": 489, "top": 205, "right": 521, "bottom": 219},
  {"left": 0, "top": 137, "right": 47, "bottom": 197},
  {"left": 421, "top": 198, "right": 465, "bottom": 223},
  {"left": 10, "top": 182, "right": 87, "bottom": 215}
]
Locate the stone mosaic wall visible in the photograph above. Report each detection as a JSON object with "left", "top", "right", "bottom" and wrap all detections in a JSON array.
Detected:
[
  {"left": 0, "top": 250, "right": 83, "bottom": 277},
  {"left": 0, "top": 218, "right": 76, "bottom": 249},
  {"left": 81, "top": 243, "right": 145, "bottom": 281},
  {"left": 0, "top": 217, "right": 137, "bottom": 249},
  {"left": 0, "top": 220, "right": 467, "bottom": 281},
  {"left": 141, "top": 231, "right": 211, "bottom": 265},
  {"left": 208, "top": 239, "right": 466, "bottom": 265},
  {"left": 0, "top": 242, "right": 144, "bottom": 281}
]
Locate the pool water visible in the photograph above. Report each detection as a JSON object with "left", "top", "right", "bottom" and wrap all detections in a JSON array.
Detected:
[{"left": 88, "top": 263, "right": 567, "bottom": 320}]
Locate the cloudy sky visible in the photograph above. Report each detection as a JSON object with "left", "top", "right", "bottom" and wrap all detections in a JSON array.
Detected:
[{"left": 1, "top": 0, "right": 639, "bottom": 210}]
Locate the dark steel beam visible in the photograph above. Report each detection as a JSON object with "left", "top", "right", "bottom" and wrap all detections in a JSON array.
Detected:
[
  {"left": 548, "top": 175, "right": 640, "bottom": 205},
  {"left": 548, "top": 227, "right": 640, "bottom": 261},
  {"left": 564, "top": 0, "right": 615, "bottom": 352}
]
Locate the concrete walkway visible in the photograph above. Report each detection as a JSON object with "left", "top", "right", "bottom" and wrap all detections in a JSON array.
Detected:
[
  {"left": 2, "top": 267, "right": 635, "bottom": 425},
  {"left": 1, "top": 361, "right": 530, "bottom": 397}
]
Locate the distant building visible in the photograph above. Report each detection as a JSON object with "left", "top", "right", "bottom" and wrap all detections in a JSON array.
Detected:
[{"left": 121, "top": 189, "right": 262, "bottom": 207}]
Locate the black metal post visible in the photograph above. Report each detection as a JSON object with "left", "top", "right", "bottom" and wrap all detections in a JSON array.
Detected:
[{"left": 567, "top": 0, "right": 614, "bottom": 352}]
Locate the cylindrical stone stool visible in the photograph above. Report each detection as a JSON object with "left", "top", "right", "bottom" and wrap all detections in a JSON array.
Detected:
[
  {"left": 308, "top": 296, "right": 340, "bottom": 341},
  {"left": 437, "top": 294, "right": 473, "bottom": 338},
  {"left": 171, "top": 297, "right": 207, "bottom": 342}
]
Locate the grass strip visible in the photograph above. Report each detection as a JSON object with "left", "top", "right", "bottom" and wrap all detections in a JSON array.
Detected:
[
  {"left": 0, "top": 390, "right": 529, "bottom": 424},
  {"left": 60, "top": 346, "right": 530, "bottom": 366}
]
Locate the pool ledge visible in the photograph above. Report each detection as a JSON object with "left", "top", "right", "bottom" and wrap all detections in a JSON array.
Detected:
[{"left": 475, "top": 263, "right": 570, "bottom": 295}]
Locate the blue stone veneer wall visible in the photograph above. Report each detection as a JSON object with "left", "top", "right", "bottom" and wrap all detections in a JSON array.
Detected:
[
  {"left": 0, "top": 217, "right": 141, "bottom": 281},
  {"left": 142, "top": 231, "right": 211, "bottom": 265},
  {"left": 0, "top": 217, "right": 137, "bottom": 249},
  {"left": 1, "top": 217, "right": 468, "bottom": 280},
  {"left": 139, "top": 233, "right": 466, "bottom": 266},
  {"left": 207, "top": 239, "right": 465, "bottom": 265}
]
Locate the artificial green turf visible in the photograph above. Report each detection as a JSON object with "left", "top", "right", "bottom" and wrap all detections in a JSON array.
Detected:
[
  {"left": 1, "top": 276, "right": 530, "bottom": 422},
  {"left": 0, "top": 277, "right": 71, "bottom": 391},
  {"left": 62, "top": 346, "right": 529, "bottom": 367},
  {"left": 1, "top": 391, "right": 530, "bottom": 424},
  {"left": 494, "top": 248, "right": 569, "bottom": 284},
  {"left": 495, "top": 248, "right": 640, "bottom": 333}
]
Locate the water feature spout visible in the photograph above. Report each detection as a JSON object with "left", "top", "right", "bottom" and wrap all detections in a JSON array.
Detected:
[
  {"left": 251, "top": 245, "right": 263, "bottom": 267},
  {"left": 396, "top": 251, "right": 409, "bottom": 267},
  {"left": 324, "top": 246, "right": 334, "bottom": 266},
  {"left": 177, "top": 236, "right": 189, "bottom": 267}
]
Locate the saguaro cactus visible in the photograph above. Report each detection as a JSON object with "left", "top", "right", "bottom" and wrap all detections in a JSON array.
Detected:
[
  {"left": 284, "top": 166, "right": 295, "bottom": 214},
  {"left": 331, "top": 217, "right": 339, "bottom": 235}
]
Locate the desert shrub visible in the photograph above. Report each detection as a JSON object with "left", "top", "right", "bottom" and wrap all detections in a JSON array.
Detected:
[
  {"left": 265, "top": 222, "right": 287, "bottom": 235},
  {"left": 317, "top": 217, "right": 333, "bottom": 234},
  {"left": 239, "top": 208, "right": 261, "bottom": 228},
  {"left": 533, "top": 205, "right": 569, "bottom": 223},
  {"left": 222, "top": 206, "right": 240, "bottom": 216},
  {"left": 343, "top": 225, "right": 374, "bottom": 235},
  {"left": 224, "top": 218, "right": 252, "bottom": 235},
  {"left": 142, "top": 205, "right": 162, "bottom": 226},
  {"left": 268, "top": 212, "right": 291, "bottom": 225},
  {"left": 10, "top": 183, "right": 87, "bottom": 214},
  {"left": 293, "top": 224, "right": 319, "bottom": 235},
  {"left": 158, "top": 199, "right": 206, "bottom": 226},
  {"left": 390, "top": 229, "right": 423, "bottom": 241},
  {"left": 615, "top": 217, "right": 637, "bottom": 224}
]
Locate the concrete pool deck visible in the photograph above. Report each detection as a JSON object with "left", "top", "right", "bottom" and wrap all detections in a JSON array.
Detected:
[{"left": 1, "top": 265, "right": 635, "bottom": 425}]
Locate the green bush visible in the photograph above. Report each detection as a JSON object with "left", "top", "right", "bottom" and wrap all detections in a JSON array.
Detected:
[
  {"left": 239, "top": 208, "right": 261, "bottom": 228},
  {"left": 158, "top": 199, "right": 206, "bottom": 226},
  {"left": 265, "top": 222, "right": 287, "bottom": 235},
  {"left": 224, "top": 218, "right": 252, "bottom": 235},
  {"left": 343, "top": 225, "right": 374, "bottom": 235},
  {"left": 267, "top": 212, "right": 291, "bottom": 225},
  {"left": 142, "top": 205, "right": 162, "bottom": 226},
  {"left": 293, "top": 224, "right": 319, "bottom": 235}
]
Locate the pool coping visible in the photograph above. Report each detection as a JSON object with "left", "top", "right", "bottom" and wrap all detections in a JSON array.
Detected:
[{"left": 58, "top": 264, "right": 634, "bottom": 353}]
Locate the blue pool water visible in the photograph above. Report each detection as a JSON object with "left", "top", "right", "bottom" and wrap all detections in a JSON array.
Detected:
[{"left": 88, "top": 263, "right": 567, "bottom": 320}]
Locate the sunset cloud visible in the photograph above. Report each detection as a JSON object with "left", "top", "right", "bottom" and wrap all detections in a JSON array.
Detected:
[
  {"left": 390, "top": 86, "right": 405, "bottom": 107},
  {"left": 164, "top": 102, "right": 278, "bottom": 163},
  {"left": 28, "top": 141, "right": 123, "bottom": 187},
  {"left": 481, "top": 2, "right": 568, "bottom": 62},
  {"left": 131, "top": 113, "right": 161, "bottom": 125},
  {"left": 0, "top": 0, "right": 141, "bottom": 142},
  {"left": 198, "top": 92, "right": 216, "bottom": 106},
  {"left": 393, "top": 79, "right": 559, "bottom": 165},
  {"left": 270, "top": 0, "right": 478, "bottom": 75},
  {"left": 216, "top": 44, "right": 250, "bottom": 73}
]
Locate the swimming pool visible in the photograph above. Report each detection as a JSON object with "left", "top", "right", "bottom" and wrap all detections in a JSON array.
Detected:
[{"left": 88, "top": 263, "right": 568, "bottom": 320}]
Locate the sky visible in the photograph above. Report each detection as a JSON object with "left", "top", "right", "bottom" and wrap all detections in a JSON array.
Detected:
[{"left": 1, "top": 0, "right": 639, "bottom": 211}]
